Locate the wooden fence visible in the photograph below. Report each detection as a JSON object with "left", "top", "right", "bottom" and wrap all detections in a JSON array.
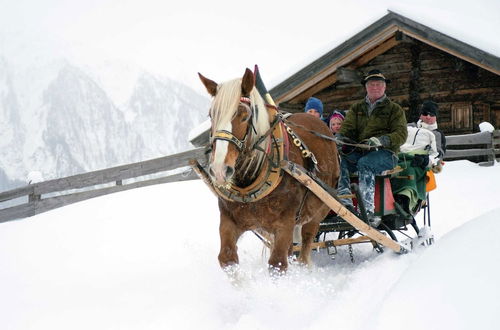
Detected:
[
  {"left": 1, "top": 130, "right": 498, "bottom": 225},
  {"left": 0, "top": 148, "right": 208, "bottom": 224},
  {"left": 444, "top": 130, "right": 500, "bottom": 166}
]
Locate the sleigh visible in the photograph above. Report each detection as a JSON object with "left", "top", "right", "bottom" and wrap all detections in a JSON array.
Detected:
[
  {"left": 287, "top": 162, "right": 434, "bottom": 258},
  {"left": 191, "top": 66, "right": 434, "bottom": 272}
]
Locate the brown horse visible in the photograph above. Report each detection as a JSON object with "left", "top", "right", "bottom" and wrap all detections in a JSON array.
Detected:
[{"left": 198, "top": 68, "right": 339, "bottom": 272}]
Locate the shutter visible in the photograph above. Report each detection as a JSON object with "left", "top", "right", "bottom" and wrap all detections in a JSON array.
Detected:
[{"left": 451, "top": 102, "right": 472, "bottom": 131}]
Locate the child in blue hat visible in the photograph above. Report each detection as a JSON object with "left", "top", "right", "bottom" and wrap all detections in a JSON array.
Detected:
[{"left": 304, "top": 97, "right": 323, "bottom": 118}]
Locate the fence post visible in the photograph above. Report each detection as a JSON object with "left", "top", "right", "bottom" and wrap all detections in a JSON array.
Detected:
[
  {"left": 28, "top": 193, "right": 40, "bottom": 203},
  {"left": 494, "top": 130, "right": 500, "bottom": 162}
]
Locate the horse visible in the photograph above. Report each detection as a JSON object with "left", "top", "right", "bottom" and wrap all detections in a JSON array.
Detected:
[{"left": 198, "top": 68, "right": 340, "bottom": 273}]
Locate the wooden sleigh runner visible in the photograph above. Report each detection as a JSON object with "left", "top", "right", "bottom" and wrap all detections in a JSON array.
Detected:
[{"left": 281, "top": 160, "right": 434, "bottom": 256}]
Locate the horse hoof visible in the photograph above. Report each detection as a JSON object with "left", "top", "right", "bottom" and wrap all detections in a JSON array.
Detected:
[{"left": 268, "top": 264, "right": 287, "bottom": 277}]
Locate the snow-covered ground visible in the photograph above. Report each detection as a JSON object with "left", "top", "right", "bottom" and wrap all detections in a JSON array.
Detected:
[{"left": 0, "top": 160, "right": 499, "bottom": 330}]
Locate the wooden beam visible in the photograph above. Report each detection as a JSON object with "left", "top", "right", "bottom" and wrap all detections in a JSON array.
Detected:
[
  {"left": 288, "top": 74, "right": 339, "bottom": 104},
  {"left": 444, "top": 149, "right": 495, "bottom": 159},
  {"left": 281, "top": 160, "right": 407, "bottom": 253},
  {"left": 0, "top": 186, "right": 33, "bottom": 203},
  {"left": 446, "top": 131, "right": 493, "bottom": 145},
  {"left": 0, "top": 171, "right": 200, "bottom": 224},
  {"left": 336, "top": 67, "right": 363, "bottom": 83},
  {"left": 29, "top": 147, "right": 206, "bottom": 196},
  {"left": 350, "top": 35, "right": 400, "bottom": 68},
  {"left": 292, "top": 235, "right": 373, "bottom": 252}
]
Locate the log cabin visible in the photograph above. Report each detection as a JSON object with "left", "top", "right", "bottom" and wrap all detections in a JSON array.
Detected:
[{"left": 269, "top": 11, "right": 500, "bottom": 134}]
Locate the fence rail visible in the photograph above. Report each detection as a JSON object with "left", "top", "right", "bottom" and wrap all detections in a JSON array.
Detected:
[
  {"left": 444, "top": 130, "right": 500, "bottom": 166},
  {"left": 0, "top": 148, "right": 208, "bottom": 224}
]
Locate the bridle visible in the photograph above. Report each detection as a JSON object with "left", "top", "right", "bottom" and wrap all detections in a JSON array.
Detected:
[
  {"left": 200, "top": 95, "right": 287, "bottom": 203},
  {"left": 210, "top": 96, "right": 254, "bottom": 152}
]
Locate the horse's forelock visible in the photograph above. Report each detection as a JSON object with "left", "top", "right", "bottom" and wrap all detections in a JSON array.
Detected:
[
  {"left": 210, "top": 79, "right": 270, "bottom": 143},
  {"left": 210, "top": 79, "right": 242, "bottom": 132},
  {"left": 209, "top": 78, "right": 270, "bottom": 178}
]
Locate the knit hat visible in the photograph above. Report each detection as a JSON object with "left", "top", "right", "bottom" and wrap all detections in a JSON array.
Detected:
[
  {"left": 304, "top": 97, "right": 323, "bottom": 115},
  {"left": 330, "top": 109, "right": 345, "bottom": 121},
  {"left": 421, "top": 100, "right": 438, "bottom": 116},
  {"left": 361, "top": 69, "right": 391, "bottom": 85}
]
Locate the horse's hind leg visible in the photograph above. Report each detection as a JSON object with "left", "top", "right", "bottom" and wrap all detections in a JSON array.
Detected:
[
  {"left": 268, "top": 225, "right": 294, "bottom": 273},
  {"left": 298, "top": 221, "right": 320, "bottom": 266},
  {"left": 218, "top": 213, "right": 242, "bottom": 269}
]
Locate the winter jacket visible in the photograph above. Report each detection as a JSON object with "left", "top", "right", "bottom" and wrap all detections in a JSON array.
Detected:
[
  {"left": 400, "top": 126, "right": 439, "bottom": 165},
  {"left": 408, "top": 120, "right": 446, "bottom": 159},
  {"left": 340, "top": 97, "right": 408, "bottom": 153}
]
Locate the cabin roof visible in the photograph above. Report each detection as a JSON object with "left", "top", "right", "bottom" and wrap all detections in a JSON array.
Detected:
[{"left": 269, "top": 10, "right": 500, "bottom": 104}]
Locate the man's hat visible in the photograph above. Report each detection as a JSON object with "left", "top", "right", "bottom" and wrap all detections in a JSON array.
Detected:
[
  {"left": 421, "top": 100, "right": 439, "bottom": 116},
  {"left": 361, "top": 69, "right": 391, "bottom": 85}
]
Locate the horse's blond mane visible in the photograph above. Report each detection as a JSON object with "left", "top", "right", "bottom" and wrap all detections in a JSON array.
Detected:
[
  {"left": 210, "top": 78, "right": 270, "bottom": 176},
  {"left": 210, "top": 78, "right": 269, "bottom": 134}
]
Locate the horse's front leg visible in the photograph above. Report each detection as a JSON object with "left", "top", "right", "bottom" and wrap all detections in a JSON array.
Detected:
[
  {"left": 268, "top": 225, "right": 294, "bottom": 274},
  {"left": 218, "top": 212, "right": 243, "bottom": 269},
  {"left": 298, "top": 220, "right": 320, "bottom": 266}
]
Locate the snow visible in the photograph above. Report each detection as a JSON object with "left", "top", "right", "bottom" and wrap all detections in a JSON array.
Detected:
[
  {"left": 0, "top": 159, "right": 499, "bottom": 329},
  {"left": 188, "top": 118, "right": 211, "bottom": 143},
  {"left": 479, "top": 121, "right": 495, "bottom": 133},
  {"left": 26, "top": 171, "right": 43, "bottom": 184}
]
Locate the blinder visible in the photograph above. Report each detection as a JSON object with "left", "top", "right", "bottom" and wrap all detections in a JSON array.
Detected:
[
  {"left": 211, "top": 130, "right": 247, "bottom": 151},
  {"left": 210, "top": 97, "right": 253, "bottom": 152}
]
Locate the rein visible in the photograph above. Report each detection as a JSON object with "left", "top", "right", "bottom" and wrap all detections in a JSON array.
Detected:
[{"left": 285, "top": 121, "right": 376, "bottom": 150}]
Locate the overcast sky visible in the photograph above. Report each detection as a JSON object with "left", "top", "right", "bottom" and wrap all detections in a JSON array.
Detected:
[{"left": 1, "top": 0, "right": 499, "bottom": 91}]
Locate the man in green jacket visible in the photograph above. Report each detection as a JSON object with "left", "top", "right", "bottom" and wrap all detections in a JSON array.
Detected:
[{"left": 337, "top": 69, "right": 407, "bottom": 227}]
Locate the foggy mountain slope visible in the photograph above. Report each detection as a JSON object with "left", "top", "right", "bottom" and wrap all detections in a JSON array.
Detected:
[{"left": 0, "top": 57, "right": 209, "bottom": 191}]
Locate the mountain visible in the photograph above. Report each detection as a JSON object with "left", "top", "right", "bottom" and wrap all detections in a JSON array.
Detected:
[
  {"left": 126, "top": 72, "right": 209, "bottom": 157},
  {"left": 0, "top": 57, "right": 25, "bottom": 188},
  {"left": 0, "top": 57, "right": 209, "bottom": 191}
]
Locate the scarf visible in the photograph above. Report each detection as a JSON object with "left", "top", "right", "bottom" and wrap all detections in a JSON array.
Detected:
[{"left": 416, "top": 119, "right": 438, "bottom": 131}]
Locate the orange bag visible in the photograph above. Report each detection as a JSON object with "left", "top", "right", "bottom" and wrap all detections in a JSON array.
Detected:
[{"left": 426, "top": 170, "right": 437, "bottom": 192}]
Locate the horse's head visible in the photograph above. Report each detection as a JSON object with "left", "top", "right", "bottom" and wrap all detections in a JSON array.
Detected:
[{"left": 199, "top": 68, "right": 269, "bottom": 186}]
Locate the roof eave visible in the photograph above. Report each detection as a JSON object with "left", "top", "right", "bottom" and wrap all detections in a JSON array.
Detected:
[{"left": 270, "top": 11, "right": 500, "bottom": 104}]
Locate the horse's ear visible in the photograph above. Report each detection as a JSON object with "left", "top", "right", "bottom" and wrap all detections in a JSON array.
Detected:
[
  {"left": 198, "top": 73, "right": 218, "bottom": 96},
  {"left": 241, "top": 68, "right": 255, "bottom": 96}
]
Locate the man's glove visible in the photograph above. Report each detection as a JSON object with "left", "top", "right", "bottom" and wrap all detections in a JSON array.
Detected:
[
  {"left": 411, "top": 154, "right": 430, "bottom": 169},
  {"left": 363, "top": 136, "right": 382, "bottom": 148}
]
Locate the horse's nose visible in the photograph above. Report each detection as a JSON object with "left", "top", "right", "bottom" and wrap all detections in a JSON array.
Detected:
[
  {"left": 209, "top": 165, "right": 216, "bottom": 178},
  {"left": 225, "top": 166, "right": 234, "bottom": 180},
  {"left": 209, "top": 164, "right": 234, "bottom": 183}
]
